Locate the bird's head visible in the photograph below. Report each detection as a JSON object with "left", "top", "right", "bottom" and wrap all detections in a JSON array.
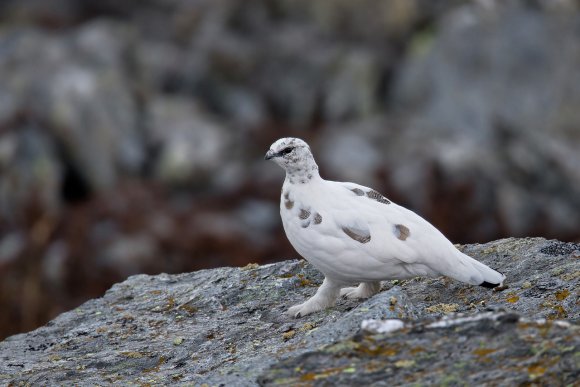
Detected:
[{"left": 265, "top": 137, "right": 319, "bottom": 183}]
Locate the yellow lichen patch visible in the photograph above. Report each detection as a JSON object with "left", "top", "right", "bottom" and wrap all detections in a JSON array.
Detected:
[
  {"left": 409, "top": 346, "right": 425, "bottom": 355},
  {"left": 505, "top": 294, "right": 520, "bottom": 303},
  {"left": 48, "top": 354, "right": 62, "bottom": 362},
  {"left": 364, "top": 360, "right": 388, "bottom": 373},
  {"left": 362, "top": 345, "right": 398, "bottom": 357},
  {"left": 226, "top": 343, "right": 237, "bottom": 354},
  {"left": 482, "top": 248, "right": 496, "bottom": 255},
  {"left": 121, "top": 351, "right": 144, "bottom": 358},
  {"left": 177, "top": 304, "right": 198, "bottom": 315},
  {"left": 241, "top": 263, "right": 259, "bottom": 270},
  {"left": 521, "top": 281, "right": 532, "bottom": 289},
  {"left": 540, "top": 300, "right": 554, "bottom": 308},
  {"left": 538, "top": 322, "right": 553, "bottom": 338},
  {"left": 560, "top": 270, "right": 580, "bottom": 281},
  {"left": 325, "top": 340, "right": 359, "bottom": 354},
  {"left": 528, "top": 364, "right": 547, "bottom": 378},
  {"left": 300, "top": 373, "right": 316, "bottom": 381},
  {"left": 173, "top": 337, "right": 184, "bottom": 346},
  {"left": 548, "top": 305, "right": 568, "bottom": 320},
  {"left": 160, "top": 296, "right": 176, "bottom": 312},
  {"left": 300, "top": 322, "right": 316, "bottom": 331},
  {"left": 395, "top": 359, "right": 415, "bottom": 368},
  {"left": 282, "top": 330, "right": 296, "bottom": 341},
  {"left": 299, "top": 367, "right": 348, "bottom": 381},
  {"left": 551, "top": 268, "right": 564, "bottom": 276},
  {"left": 296, "top": 274, "right": 316, "bottom": 287},
  {"left": 472, "top": 348, "right": 497, "bottom": 357},
  {"left": 143, "top": 356, "right": 166, "bottom": 373},
  {"left": 425, "top": 303, "right": 459, "bottom": 313},
  {"left": 555, "top": 289, "right": 570, "bottom": 301}
]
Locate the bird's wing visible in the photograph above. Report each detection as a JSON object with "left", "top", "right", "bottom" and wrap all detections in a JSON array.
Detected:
[{"left": 320, "top": 180, "right": 461, "bottom": 272}]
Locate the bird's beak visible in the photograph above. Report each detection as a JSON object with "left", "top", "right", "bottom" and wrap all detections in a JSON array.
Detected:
[{"left": 264, "top": 149, "right": 276, "bottom": 160}]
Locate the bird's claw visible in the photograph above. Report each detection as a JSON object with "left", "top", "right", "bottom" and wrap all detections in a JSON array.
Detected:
[{"left": 339, "top": 286, "right": 360, "bottom": 299}]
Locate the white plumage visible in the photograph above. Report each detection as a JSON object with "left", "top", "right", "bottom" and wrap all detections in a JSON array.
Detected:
[{"left": 265, "top": 137, "right": 505, "bottom": 317}]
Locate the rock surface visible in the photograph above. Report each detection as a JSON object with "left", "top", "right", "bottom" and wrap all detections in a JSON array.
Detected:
[
  {"left": 1, "top": 237, "right": 578, "bottom": 385},
  {"left": 260, "top": 313, "right": 579, "bottom": 386},
  {"left": 391, "top": 0, "right": 580, "bottom": 241}
]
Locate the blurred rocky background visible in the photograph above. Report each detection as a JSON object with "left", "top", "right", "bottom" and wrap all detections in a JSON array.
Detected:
[{"left": 0, "top": 0, "right": 579, "bottom": 340}]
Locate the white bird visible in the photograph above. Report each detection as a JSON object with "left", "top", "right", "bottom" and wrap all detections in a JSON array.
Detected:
[{"left": 265, "top": 137, "right": 505, "bottom": 318}]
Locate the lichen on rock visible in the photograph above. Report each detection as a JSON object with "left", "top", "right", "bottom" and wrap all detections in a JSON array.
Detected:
[{"left": 0, "top": 238, "right": 578, "bottom": 386}]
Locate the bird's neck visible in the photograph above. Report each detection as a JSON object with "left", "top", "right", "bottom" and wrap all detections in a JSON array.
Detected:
[{"left": 285, "top": 164, "right": 321, "bottom": 185}]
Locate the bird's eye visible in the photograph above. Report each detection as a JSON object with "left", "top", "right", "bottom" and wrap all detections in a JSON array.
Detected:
[{"left": 280, "top": 147, "right": 294, "bottom": 155}]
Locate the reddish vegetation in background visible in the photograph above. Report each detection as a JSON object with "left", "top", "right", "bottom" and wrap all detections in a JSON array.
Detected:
[{"left": 0, "top": 181, "right": 291, "bottom": 339}]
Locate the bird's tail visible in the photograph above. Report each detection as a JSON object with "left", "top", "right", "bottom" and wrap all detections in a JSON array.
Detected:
[{"left": 447, "top": 251, "right": 505, "bottom": 288}]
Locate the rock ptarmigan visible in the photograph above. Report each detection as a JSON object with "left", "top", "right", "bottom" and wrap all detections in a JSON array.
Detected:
[{"left": 265, "top": 137, "right": 505, "bottom": 318}]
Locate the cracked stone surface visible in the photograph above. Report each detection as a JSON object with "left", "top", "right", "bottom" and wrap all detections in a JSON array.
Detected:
[
  {"left": 259, "top": 312, "right": 579, "bottom": 386},
  {"left": 1, "top": 237, "right": 579, "bottom": 385}
]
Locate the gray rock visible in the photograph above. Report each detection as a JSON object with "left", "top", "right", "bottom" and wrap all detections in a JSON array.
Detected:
[
  {"left": 318, "top": 131, "right": 381, "bottom": 187},
  {"left": 0, "top": 232, "right": 26, "bottom": 266},
  {"left": 323, "top": 50, "right": 382, "bottom": 122},
  {"left": 235, "top": 199, "right": 281, "bottom": 245},
  {"left": 2, "top": 0, "right": 579, "bottom": 247},
  {"left": 0, "top": 237, "right": 578, "bottom": 385},
  {"left": 98, "top": 233, "right": 159, "bottom": 276},
  {"left": 259, "top": 312, "right": 579, "bottom": 386},
  {"left": 41, "top": 240, "right": 68, "bottom": 285},
  {"left": 391, "top": 0, "right": 580, "bottom": 239},
  {"left": 0, "top": 21, "right": 143, "bottom": 192},
  {"left": 0, "top": 127, "right": 62, "bottom": 221},
  {"left": 145, "top": 96, "right": 232, "bottom": 186}
]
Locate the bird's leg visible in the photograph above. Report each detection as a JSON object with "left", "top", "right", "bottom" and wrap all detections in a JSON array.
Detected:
[
  {"left": 340, "top": 281, "right": 381, "bottom": 299},
  {"left": 287, "top": 277, "right": 341, "bottom": 318}
]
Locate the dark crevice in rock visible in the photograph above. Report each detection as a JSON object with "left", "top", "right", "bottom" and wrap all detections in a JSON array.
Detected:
[{"left": 61, "top": 159, "right": 92, "bottom": 203}]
